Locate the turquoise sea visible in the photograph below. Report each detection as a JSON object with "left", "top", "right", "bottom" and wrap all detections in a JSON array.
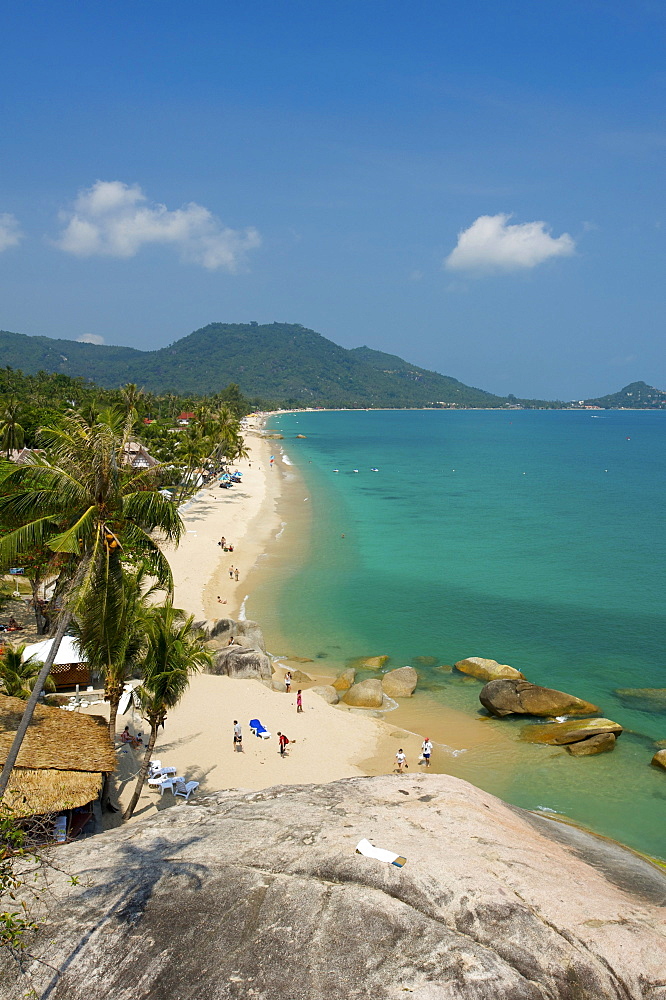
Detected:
[{"left": 251, "top": 409, "right": 666, "bottom": 859}]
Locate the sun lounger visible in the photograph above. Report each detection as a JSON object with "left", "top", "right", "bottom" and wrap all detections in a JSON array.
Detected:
[
  {"left": 249, "top": 719, "right": 271, "bottom": 738},
  {"left": 148, "top": 775, "right": 184, "bottom": 795},
  {"left": 174, "top": 780, "right": 199, "bottom": 801}
]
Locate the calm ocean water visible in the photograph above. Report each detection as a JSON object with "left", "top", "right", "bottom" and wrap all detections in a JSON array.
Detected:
[{"left": 252, "top": 409, "right": 666, "bottom": 859}]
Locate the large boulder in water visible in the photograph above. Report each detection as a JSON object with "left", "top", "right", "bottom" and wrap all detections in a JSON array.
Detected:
[
  {"left": 566, "top": 733, "right": 617, "bottom": 756},
  {"left": 209, "top": 645, "right": 272, "bottom": 681},
  {"left": 455, "top": 656, "right": 525, "bottom": 682},
  {"left": 480, "top": 678, "right": 599, "bottom": 718},
  {"left": 615, "top": 688, "right": 666, "bottom": 712},
  {"left": 381, "top": 666, "right": 418, "bottom": 698},
  {"left": 651, "top": 749, "right": 666, "bottom": 770},
  {"left": 4, "top": 774, "right": 665, "bottom": 1000},
  {"left": 342, "top": 678, "right": 384, "bottom": 708},
  {"left": 521, "top": 718, "right": 623, "bottom": 745}
]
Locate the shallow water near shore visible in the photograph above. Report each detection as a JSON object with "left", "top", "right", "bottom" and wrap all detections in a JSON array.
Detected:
[{"left": 249, "top": 409, "right": 666, "bottom": 859}]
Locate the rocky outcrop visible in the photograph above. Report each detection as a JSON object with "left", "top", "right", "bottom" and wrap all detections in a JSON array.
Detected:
[
  {"left": 342, "top": 678, "right": 384, "bottom": 708},
  {"left": 310, "top": 685, "right": 339, "bottom": 705},
  {"left": 273, "top": 666, "right": 313, "bottom": 685},
  {"left": 480, "top": 678, "right": 599, "bottom": 718},
  {"left": 566, "top": 732, "right": 617, "bottom": 756},
  {"left": 652, "top": 749, "right": 666, "bottom": 770},
  {"left": 209, "top": 645, "right": 272, "bottom": 681},
  {"left": 197, "top": 617, "right": 267, "bottom": 653},
  {"left": 4, "top": 774, "right": 665, "bottom": 1000},
  {"left": 332, "top": 667, "right": 356, "bottom": 691},
  {"left": 381, "top": 666, "right": 418, "bottom": 698},
  {"left": 521, "top": 718, "right": 623, "bottom": 745},
  {"left": 455, "top": 656, "right": 525, "bottom": 681}
]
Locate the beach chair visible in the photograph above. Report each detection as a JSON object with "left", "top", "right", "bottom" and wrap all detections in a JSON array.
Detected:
[
  {"left": 249, "top": 719, "right": 271, "bottom": 739},
  {"left": 174, "top": 780, "right": 199, "bottom": 801},
  {"left": 148, "top": 775, "right": 184, "bottom": 795}
]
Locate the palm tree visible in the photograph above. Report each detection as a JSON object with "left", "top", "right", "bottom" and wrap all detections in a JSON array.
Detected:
[
  {"left": 122, "top": 603, "right": 210, "bottom": 820},
  {"left": 0, "top": 413, "right": 183, "bottom": 797},
  {"left": 0, "top": 646, "right": 55, "bottom": 700},
  {"left": 71, "top": 566, "right": 161, "bottom": 742},
  {"left": 0, "top": 399, "right": 25, "bottom": 459}
]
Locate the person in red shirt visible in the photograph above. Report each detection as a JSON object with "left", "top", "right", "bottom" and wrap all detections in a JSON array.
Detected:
[{"left": 277, "top": 732, "right": 291, "bottom": 757}]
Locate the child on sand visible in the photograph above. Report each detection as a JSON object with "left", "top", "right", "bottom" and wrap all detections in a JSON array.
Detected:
[
  {"left": 395, "top": 749, "right": 407, "bottom": 773},
  {"left": 296, "top": 689, "right": 302, "bottom": 713}
]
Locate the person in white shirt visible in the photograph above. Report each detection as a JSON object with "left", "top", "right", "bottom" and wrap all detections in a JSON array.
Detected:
[
  {"left": 421, "top": 738, "right": 433, "bottom": 767},
  {"left": 395, "top": 749, "right": 407, "bottom": 773},
  {"left": 233, "top": 720, "right": 243, "bottom": 752}
]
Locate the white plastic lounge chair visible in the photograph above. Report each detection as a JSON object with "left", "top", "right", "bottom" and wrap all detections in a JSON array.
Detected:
[{"left": 174, "top": 780, "right": 199, "bottom": 801}]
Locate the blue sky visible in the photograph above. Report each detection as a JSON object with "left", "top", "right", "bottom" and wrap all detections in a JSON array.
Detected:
[{"left": 1, "top": 1, "right": 664, "bottom": 398}]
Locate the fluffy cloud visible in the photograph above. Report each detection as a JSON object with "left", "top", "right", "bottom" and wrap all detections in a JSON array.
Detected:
[
  {"left": 444, "top": 213, "right": 575, "bottom": 274},
  {"left": 55, "top": 180, "right": 261, "bottom": 271},
  {"left": 76, "top": 333, "right": 105, "bottom": 345},
  {"left": 0, "top": 213, "right": 23, "bottom": 251}
]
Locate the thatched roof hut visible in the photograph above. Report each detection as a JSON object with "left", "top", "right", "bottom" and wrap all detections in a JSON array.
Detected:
[{"left": 0, "top": 694, "right": 116, "bottom": 818}]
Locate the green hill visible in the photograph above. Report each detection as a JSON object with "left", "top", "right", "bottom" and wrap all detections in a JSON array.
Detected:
[
  {"left": 584, "top": 381, "right": 666, "bottom": 409},
  {"left": 0, "top": 323, "right": 510, "bottom": 408}
]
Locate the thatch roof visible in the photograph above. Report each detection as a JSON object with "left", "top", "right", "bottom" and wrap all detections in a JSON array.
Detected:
[
  {"left": 0, "top": 694, "right": 116, "bottom": 773},
  {"left": 3, "top": 768, "right": 104, "bottom": 818}
]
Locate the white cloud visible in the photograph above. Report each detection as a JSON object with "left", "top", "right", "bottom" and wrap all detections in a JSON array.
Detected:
[
  {"left": 55, "top": 180, "right": 261, "bottom": 271},
  {"left": 0, "top": 213, "right": 23, "bottom": 251},
  {"left": 76, "top": 333, "right": 105, "bottom": 345},
  {"left": 444, "top": 213, "right": 575, "bottom": 274}
]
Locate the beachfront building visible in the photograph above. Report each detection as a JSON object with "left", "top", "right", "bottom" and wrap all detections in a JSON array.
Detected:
[
  {"left": 0, "top": 694, "right": 116, "bottom": 841},
  {"left": 122, "top": 440, "right": 158, "bottom": 470},
  {"left": 177, "top": 411, "right": 195, "bottom": 425},
  {"left": 22, "top": 636, "right": 91, "bottom": 690}
]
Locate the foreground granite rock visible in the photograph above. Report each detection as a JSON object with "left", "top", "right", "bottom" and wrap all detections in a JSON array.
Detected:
[
  {"left": 480, "top": 679, "right": 600, "bottom": 718},
  {"left": 309, "top": 684, "right": 339, "bottom": 704},
  {"left": 381, "top": 666, "right": 418, "bottom": 697},
  {"left": 652, "top": 749, "right": 666, "bottom": 770},
  {"left": 332, "top": 667, "right": 356, "bottom": 691},
  {"left": 3, "top": 775, "right": 664, "bottom": 1000},
  {"left": 455, "top": 657, "right": 525, "bottom": 682}
]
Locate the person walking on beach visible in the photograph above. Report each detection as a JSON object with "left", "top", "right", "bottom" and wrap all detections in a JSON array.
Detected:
[
  {"left": 420, "top": 738, "right": 433, "bottom": 767},
  {"left": 233, "top": 720, "right": 243, "bottom": 752},
  {"left": 296, "top": 689, "right": 303, "bottom": 713},
  {"left": 284, "top": 671, "right": 292, "bottom": 694},
  {"left": 229, "top": 565, "right": 234, "bottom": 579},
  {"left": 277, "top": 732, "right": 292, "bottom": 757},
  {"left": 220, "top": 536, "right": 226, "bottom": 548},
  {"left": 395, "top": 749, "right": 407, "bottom": 773},
  {"left": 234, "top": 567, "right": 239, "bottom": 582}
]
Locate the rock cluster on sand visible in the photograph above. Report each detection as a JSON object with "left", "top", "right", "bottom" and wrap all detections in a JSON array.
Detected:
[
  {"left": 6, "top": 775, "right": 665, "bottom": 1000},
  {"left": 309, "top": 684, "right": 339, "bottom": 705},
  {"left": 480, "top": 678, "right": 599, "bottom": 718},
  {"left": 652, "top": 749, "right": 666, "bottom": 770},
  {"left": 381, "top": 666, "right": 418, "bottom": 698},
  {"left": 209, "top": 645, "right": 272, "bottom": 681},
  {"left": 332, "top": 667, "right": 356, "bottom": 691},
  {"left": 455, "top": 656, "right": 525, "bottom": 681},
  {"left": 342, "top": 678, "right": 384, "bottom": 708},
  {"left": 197, "top": 616, "right": 267, "bottom": 653}
]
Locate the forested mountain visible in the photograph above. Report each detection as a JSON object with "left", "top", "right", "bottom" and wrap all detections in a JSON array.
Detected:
[
  {"left": 583, "top": 381, "right": 666, "bottom": 409},
  {"left": 0, "top": 323, "right": 510, "bottom": 407}
]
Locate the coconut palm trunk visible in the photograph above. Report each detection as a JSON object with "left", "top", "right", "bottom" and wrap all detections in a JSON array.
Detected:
[
  {"left": 122, "top": 722, "right": 159, "bottom": 821},
  {"left": 0, "top": 604, "right": 73, "bottom": 797}
]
